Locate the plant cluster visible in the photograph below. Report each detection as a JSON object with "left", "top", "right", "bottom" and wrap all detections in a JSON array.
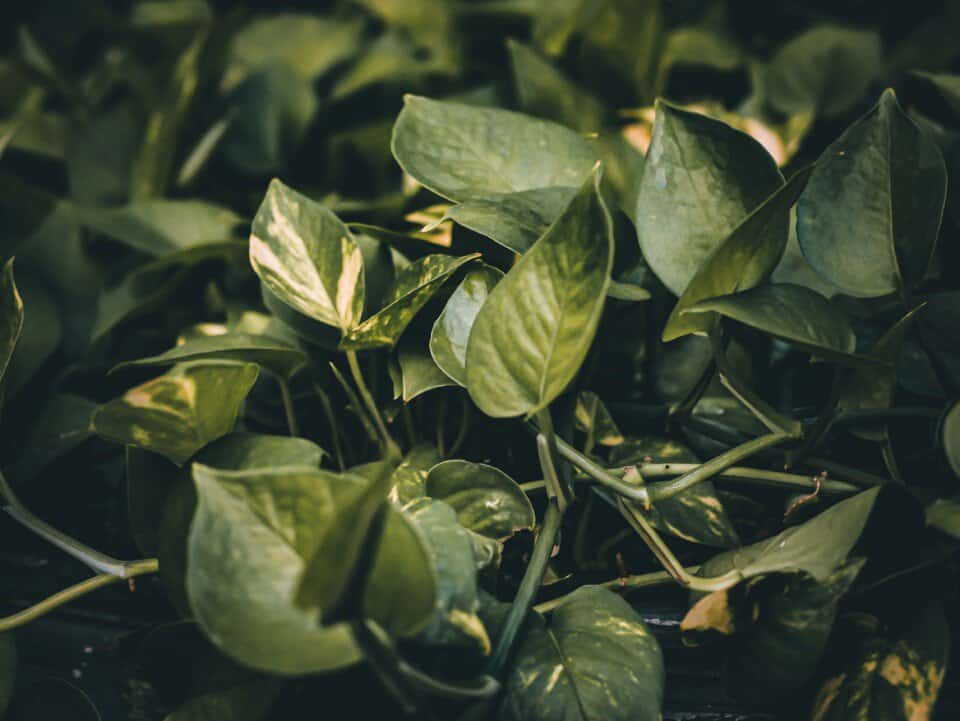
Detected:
[{"left": 1, "top": 1, "right": 960, "bottom": 719}]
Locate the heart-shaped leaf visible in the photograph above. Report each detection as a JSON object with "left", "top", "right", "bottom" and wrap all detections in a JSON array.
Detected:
[
  {"left": 187, "top": 464, "right": 436, "bottom": 675},
  {"left": 392, "top": 95, "right": 596, "bottom": 202},
  {"left": 797, "top": 89, "right": 947, "bottom": 297},
  {"left": 406, "top": 498, "right": 490, "bottom": 652},
  {"left": 113, "top": 332, "right": 308, "bottom": 380},
  {"left": 250, "top": 179, "right": 365, "bottom": 331},
  {"left": 466, "top": 169, "right": 612, "bottom": 417},
  {"left": 926, "top": 498, "right": 960, "bottom": 540},
  {"left": 383, "top": 444, "right": 442, "bottom": 506},
  {"left": 810, "top": 604, "right": 948, "bottom": 721},
  {"left": 763, "top": 25, "right": 881, "bottom": 117},
  {"left": 683, "top": 283, "right": 859, "bottom": 362},
  {"left": 93, "top": 362, "right": 259, "bottom": 464},
  {"left": 425, "top": 460, "right": 535, "bottom": 540},
  {"left": 430, "top": 265, "right": 503, "bottom": 386},
  {"left": 682, "top": 560, "right": 864, "bottom": 703},
  {"left": 340, "top": 253, "right": 479, "bottom": 351},
  {"left": 634, "top": 101, "right": 783, "bottom": 296},
  {"left": 663, "top": 165, "right": 813, "bottom": 342},
  {"left": 502, "top": 586, "right": 664, "bottom": 721}
]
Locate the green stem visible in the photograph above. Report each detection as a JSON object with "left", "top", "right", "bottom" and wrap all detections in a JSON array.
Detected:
[
  {"left": 0, "top": 472, "right": 156, "bottom": 578},
  {"left": 346, "top": 351, "right": 398, "bottom": 458},
  {"left": 277, "top": 378, "right": 299, "bottom": 437},
  {"left": 636, "top": 462, "right": 860, "bottom": 495},
  {"left": 534, "top": 568, "right": 696, "bottom": 615},
  {"left": 549, "top": 433, "right": 650, "bottom": 507},
  {"left": 0, "top": 561, "right": 159, "bottom": 632},
  {"left": 486, "top": 499, "right": 564, "bottom": 675},
  {"left": 646, "top": 432, "right": 792, "bottom": 502},
  {"left": 711, "top": 332, "right": 802, "bottom": 437},
  {"left": 617, "top": 498, "right": 741, "bottom": 593},
  {"left": 352, "top": 620, "right": 436, "bottom": 720},
  {"left": 313, "top": 381, "right": 346, "bottom": 471},
  {"left": 330, "top": 362, "right": 380, "bottom": 448},
  {"left": 447, "top": 395, "right": 470, "bottom": 458}
]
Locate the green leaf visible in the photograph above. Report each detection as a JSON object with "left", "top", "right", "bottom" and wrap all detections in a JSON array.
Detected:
[
  {"left": 425, "top": 460, "right": 535, "bottom": 540},
  {"left": 683, "top": 283, "right": 859, "bottom": 362},
  {"left": 610, "top": 438, "right": 740, "bottom": 549},
  {"left": 0, "top": 259, "right": 24, "bottom": 390},
  {"left": 223, "top": 14, "right": 363, "bottom": 90},
  {"left": 838, "top": 305, "right": 926, "bottom": 439},
  {"left": 113, "top": 332, "right": 307, "bottom": 380},
  {"left": 764, "top": 25, "right": 882, "bottom": 117},
  {"left": 0, "top": 635, "right": 15, "bottom": 718},
  {"left": 663, "top": 166, "right": 813, "bottom": 342},
  {"left": 391, "top": 95, "right": 596, "bottom": 202},
  {"left": 466, "top": 170, "right": 613, "bottom": 417},
  {"left": 406, "top": 498, "right": 490, "bottom": 652},
  {"left": 385, "top": 444, "right": 442, "bottom": 506},
  {"left": 187, "top": 464, "right": 435, "bottom": 675},
  {"left": 810, "top": 604, "right": 949, "bottom": 721},
  {"left": 6, "top": 679, "right": 99, "bottom": 721},
  {"left": 797, "top": 89, "right": 947, "bottom": 297},
  {"left": 93, "top": 362, "right": 259, "bottom": 464},
  {"left": 661, "top": 27, "right": 744, "bottom": 73},
  {"left": 925, "top": 498, "right": 960, "bottom": 540},
  {"left": 574, "top": 391, "right": 624, "bottom": 447},
  {"left": 5, "top": 272, "right": 61, "bottom": 395},
  {"left": 912, "top": 71, "right": 960, "bottom": 119},
  {"left": 340, "top": 253, "right": 479, "bottom": 351},
  {"left": 438, "top": 187, "right": 576, "bottom": 255},
  {"left": 396, "top": 330, "right": 455, "bottom": 401},
  {"left": 79, "top": 200, "right": 243, "bottom": 256},
  {"left": 635, "top": 100, "right": 783, "bottom": 296},
  {"left": 508, "top": 39, "right": 606, "bottom": 133},
  {"left": 682, "top": 560, "right": 864, "bottom": 703},
  {"left": 429, "top": 265, "right": 503, "bottom": 386},
  {"left": 942, "top": 402, "right": 960, "bottom": 479},
  {"left": 6, "top": 394, "right": 96, "bottom": 483},
  {"left": 502, "top": 586, "right": 664, "bottom": 721},
  {"left": 695, "top": 485, "right": 909, "bottom": 583},
  {"left": 250, "top": 179, "right": 365, "bottom": 331}
]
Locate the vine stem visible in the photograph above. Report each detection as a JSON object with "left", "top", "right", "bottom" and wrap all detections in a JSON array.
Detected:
[
  {"left": 544, "top": 430, "right": 650, "bottom": 507},
  {"left": 0, "top": 472, "right": 156, "bottom": 578},
  {"left": 533, "top": 567, "right": 699, "bottom": 615},
  {"left": 313, "top": 381, "right": 346, "bottom": 470},
  {"left": 486, "top": 499, "right": 563, "bottom": 675},
  {"left": 346, "top": 351, "right": 400, "bottom": 459},
  {"left": 0, "top": 560, "right": 159, "bottom": 632},
  {"left": 277, "top": 378, "right": 299, "bottom": 437},
  {"left": 635, "top": 463, "right": 860, "bottom": 495},
  {"left": 617, "top": 498, "right": 741, "bottom": 593},
  {"left": 646, "top": 431, "right": 793, "bottom": 502}
]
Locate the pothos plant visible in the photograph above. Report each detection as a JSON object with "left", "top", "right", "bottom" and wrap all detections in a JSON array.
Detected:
[{"left": 1, "top": 4, "right": 960, "bottom": 721}]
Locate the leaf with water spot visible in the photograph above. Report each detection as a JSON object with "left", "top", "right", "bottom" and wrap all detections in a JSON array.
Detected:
[
  {"left": 391, "top": 95, "right": 596, "bottom": 202},
  {"left": 466, "top": 170, "right": 612, "bottom": 418},
  {"left": 340, "top": 253, "right": 479, "bottom": 350},
  {"left": 797, "top": 90, "right": 947, "bottom": 297},
  {"left": 502, "top": 586, "right": 664, "bottom": 721},
  {"left": 92, "top": 362, "right": 259, "bottom": 464},
  {"left": 250, "top": 179, "right": 365, "bottom": 331},
  {"left": 635, "top": 101, "right": 783, "bottom": 296},
  {"left": 425, "top": 460, "right": 535, "bottom": 540}
]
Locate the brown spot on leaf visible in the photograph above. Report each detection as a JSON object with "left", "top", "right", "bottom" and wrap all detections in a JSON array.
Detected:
[{"left": 681, "top": 590, "right": 735, "bottom": 642}]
